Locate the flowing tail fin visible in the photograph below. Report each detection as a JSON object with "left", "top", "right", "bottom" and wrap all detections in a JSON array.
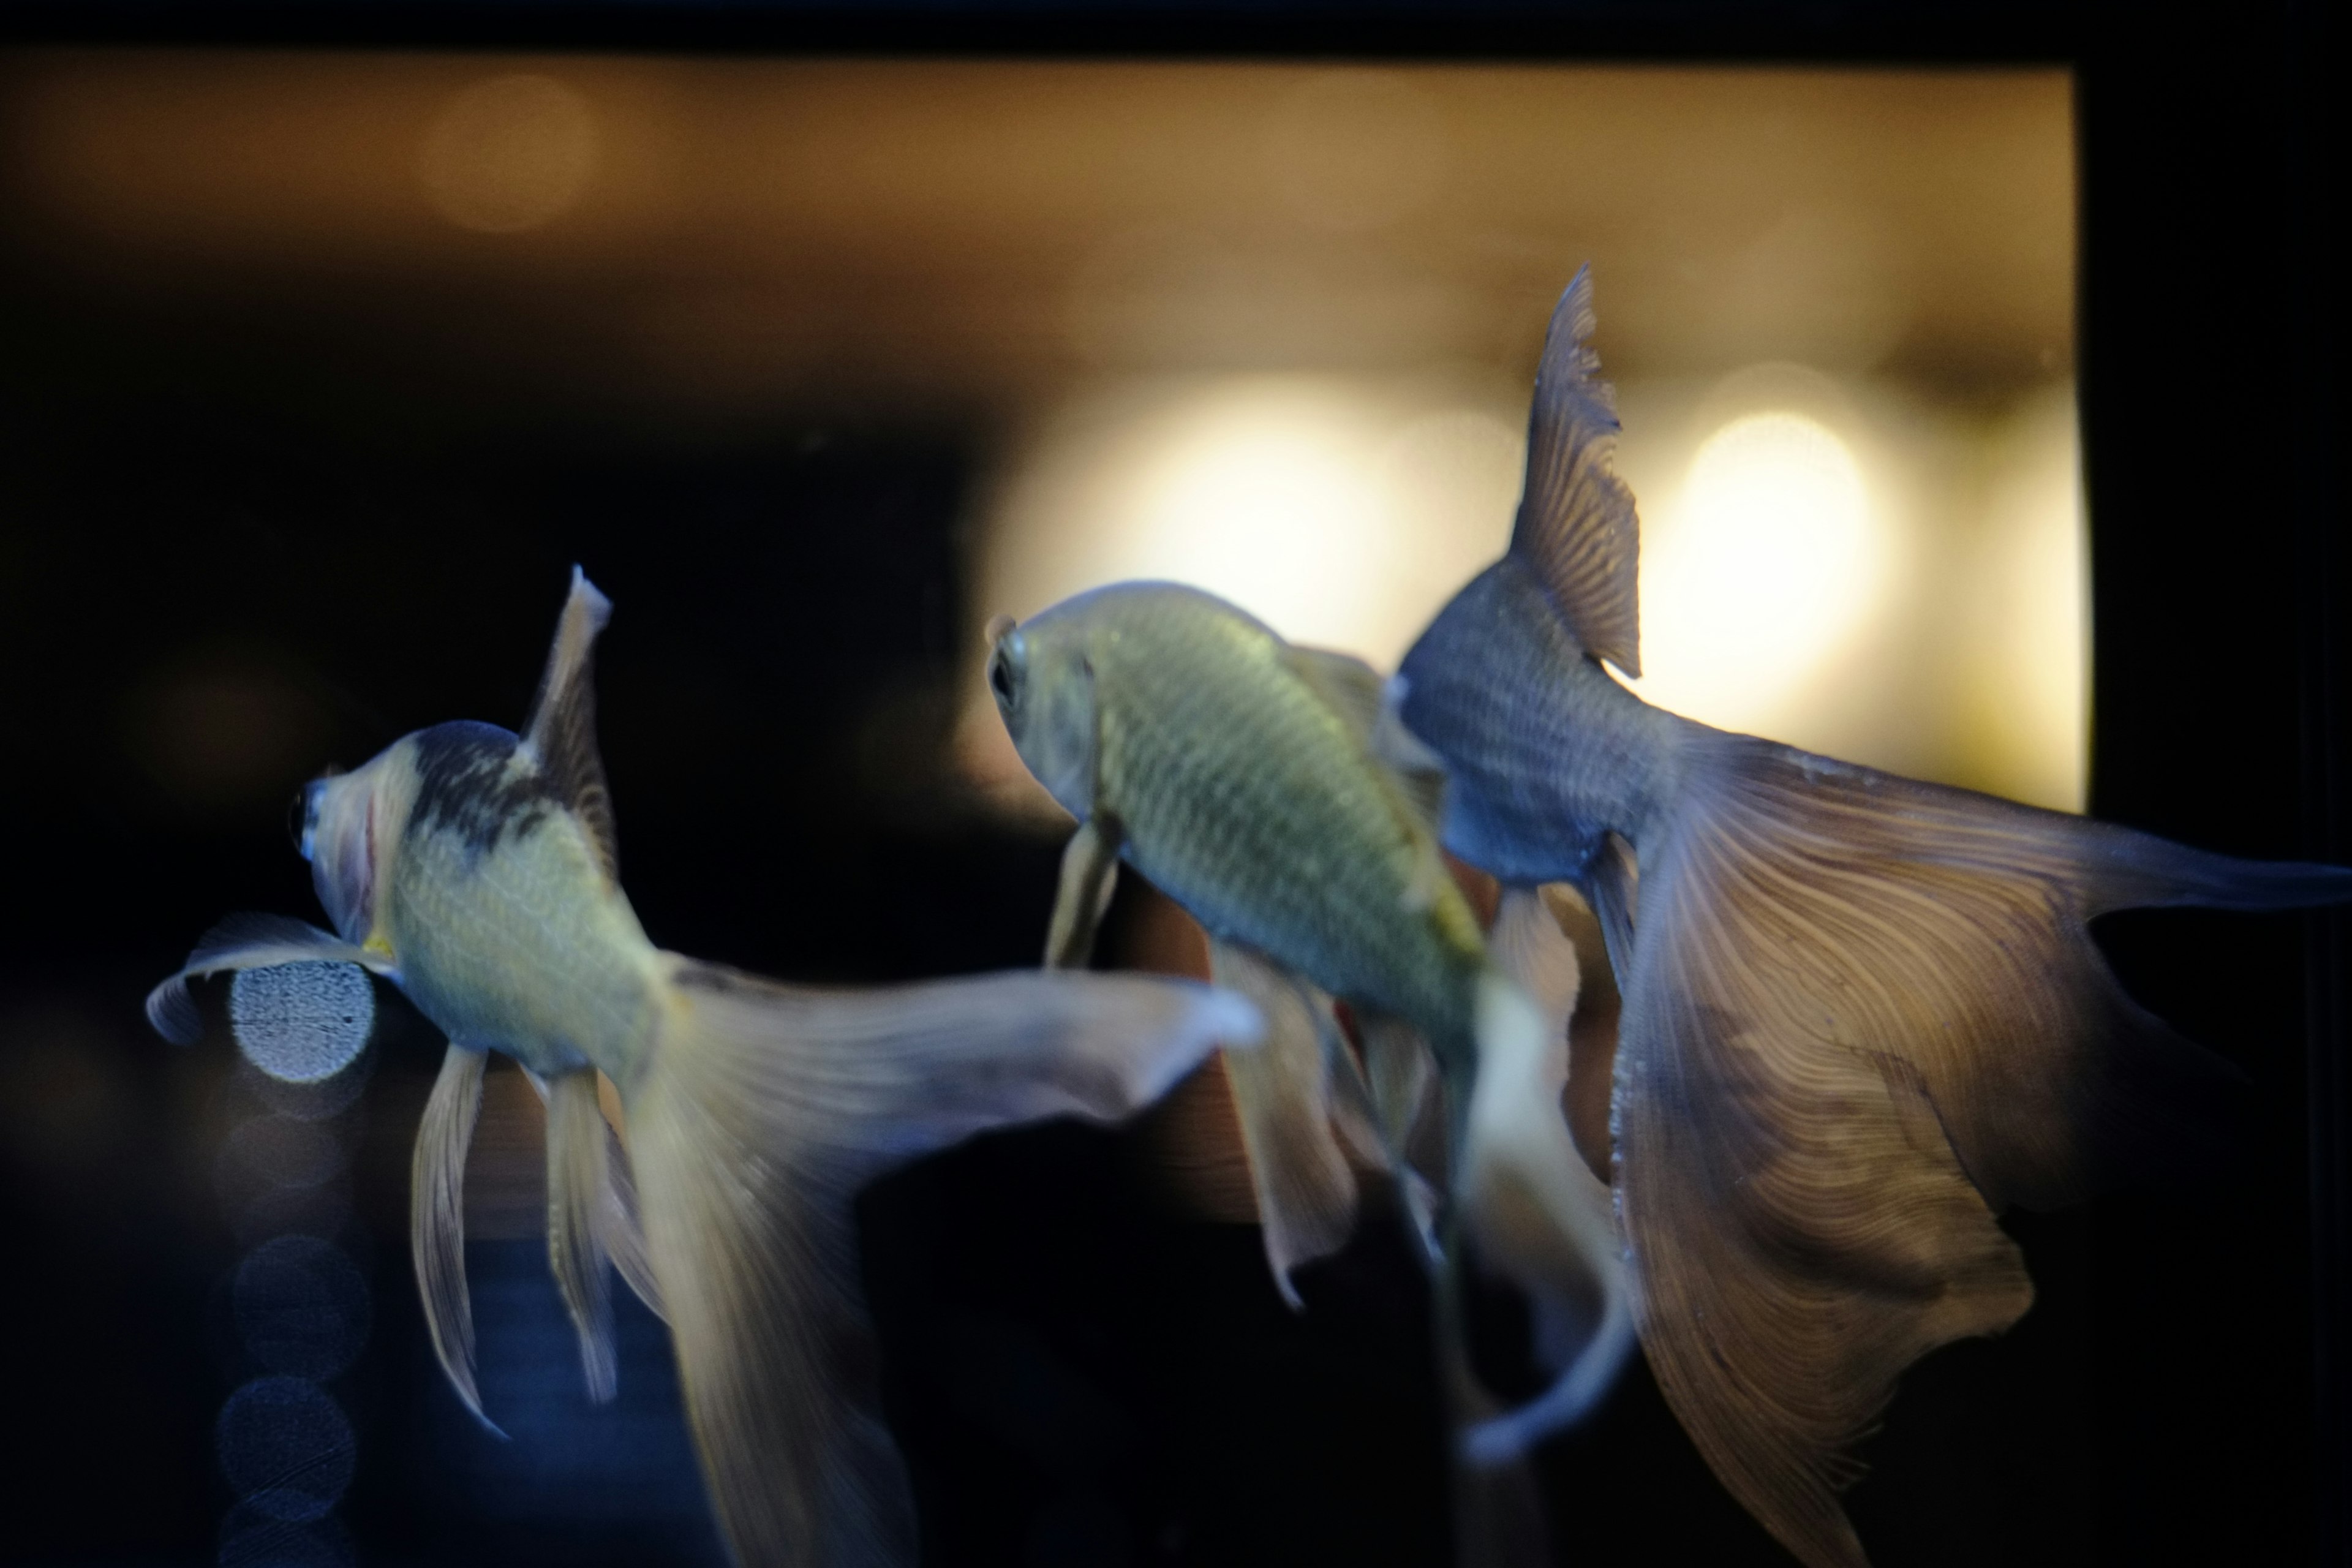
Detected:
[
  {"left": 1455, "top": 893, "right": 1634, "bottom": 1464},
  {"left": 1612, "top": 722, "right": 2352, "bottom": 1568},
  {"left": 623, "top": 957, "right": 1257, "bottom": 1568},
  {"left": 1432, "top": 1272, "right": 1558, "bottom": 1568}
]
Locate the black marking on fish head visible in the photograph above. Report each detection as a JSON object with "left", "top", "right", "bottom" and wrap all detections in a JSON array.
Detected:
[
  {"left": 987, "top": 607, "right": 1097, "bottom": 820},
  {"left": 409, "top": 720, "right": 559, "bottom": 866}
]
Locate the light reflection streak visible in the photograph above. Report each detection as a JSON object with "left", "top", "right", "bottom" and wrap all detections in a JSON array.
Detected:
[{"left": 968, "top": 368, "right": 2085, "bottom": 815}]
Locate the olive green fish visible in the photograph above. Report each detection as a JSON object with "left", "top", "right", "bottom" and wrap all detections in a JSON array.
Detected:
[
  {"left": 149, "top": 570, "right": 1257, "bottom": 1568},
  {"left": 985, "top": 581, "right": 1630, "bottom": 1475}
]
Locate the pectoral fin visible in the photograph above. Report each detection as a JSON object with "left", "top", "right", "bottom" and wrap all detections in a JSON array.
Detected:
[
  {"left": 1207, "top": 941, "right": 1363, "bottom": 1308},
  {"left": 1044, "top": 815, "right": 1123, "bottom": 970},
  {"left": 411, "top": 1042, "right": 500, "bottom": 1434},
  {"left": 146, "top": 913, "right": 394, "bottom": 1046}
]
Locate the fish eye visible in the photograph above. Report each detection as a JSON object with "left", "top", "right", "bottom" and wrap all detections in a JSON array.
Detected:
[
  {"left": 988, "top": 643, "right": 1020, "bottom": 710},
  {"left": 292, "top": 777, "right": 328, "bottom": 862}
]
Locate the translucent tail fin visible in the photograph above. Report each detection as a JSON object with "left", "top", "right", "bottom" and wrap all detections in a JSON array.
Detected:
[
  {"left": 1432, "top": 1270, "right": 1557, "bottom": 1568},
  {"left": 1456, "top": 895, "right": 1634, "bottom": 1463},
  {"left": 624, "top": 957, "right": 1257, "bottom": 1568},
  {"left": 1613, "top": 724, "right": 2352, "bottom": 1568}
]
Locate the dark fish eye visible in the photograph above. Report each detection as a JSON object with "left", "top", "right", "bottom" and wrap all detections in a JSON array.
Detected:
[
  {"left": 291, "top": 776, "right": 330, "bottom": 861},
  {"left": 988, "top": 646, "right": 1019, "bottom": 709}
]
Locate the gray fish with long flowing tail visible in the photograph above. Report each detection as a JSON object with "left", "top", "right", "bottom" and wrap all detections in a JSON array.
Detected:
[
  {"left": 1392, "top": 265, "right": 2352, "bottom": 1568},
  {"left": 984, "top": 577, "right": 1634, "bottom": 1550},
  {"left": 148, "top": 570, "right": 1259, "bottom": 1568}
]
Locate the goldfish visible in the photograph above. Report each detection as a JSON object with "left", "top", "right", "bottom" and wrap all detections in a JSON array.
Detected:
[
  {"left": 1390, "top": 266, "right": 2352, "bottom": 1567},
  {"left": 983, "top": 579, "right": 1633, "bottom": 1506},
  {"left": 149, "top": 570, "right": 1259, "bottom": 1568}
]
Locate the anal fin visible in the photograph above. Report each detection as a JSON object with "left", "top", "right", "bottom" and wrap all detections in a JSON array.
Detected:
[
  {"left": 548, "top": 1069, "right": 619, "bottom": 1402},
  {"left": 593, "top": 1077, "right": 664, "bottom": 1324},
  {"left": 1207, "top": 941, "right": 1365, "bottom": 1308}
]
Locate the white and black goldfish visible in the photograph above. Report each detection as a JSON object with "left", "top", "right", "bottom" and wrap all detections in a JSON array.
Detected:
[{"left": 150, "top": 570, "right": 1258, "bottom": 1568}]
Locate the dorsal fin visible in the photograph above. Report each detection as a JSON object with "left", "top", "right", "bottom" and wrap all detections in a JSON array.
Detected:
[
  {"left": 1509, "top": 266, "right": 1642, "bottom": 678},
  {"left": 1284, "top": 645, "right": 1449, "bottom": 834},
  {"left": 1283, "top": 644, "right": 1385, "bottom": 735},
  {"left": 523, "top": 567, "right": 618, "bottom": 881}
]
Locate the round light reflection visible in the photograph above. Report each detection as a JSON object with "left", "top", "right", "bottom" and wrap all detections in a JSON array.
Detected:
[
  {"left": 417, "top": 74, "right": 598, "bottom": 235},
  {"left": 235, "top": 1236, "right": 372, "bottom": 1381},
  {"left": 217, "top": 1376, "right": 356, "bottom": 1523},
  {"left": 1637, "top": 410, "right": 1879, "bottom": 733},
  {"left": 1118, "top": 387, "right": 1392, "bottom": 649},
  {"left": 229, "top": 963, "right": 374, "bottom": 1085}
]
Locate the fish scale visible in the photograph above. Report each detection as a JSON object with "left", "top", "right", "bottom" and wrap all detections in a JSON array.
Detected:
[
  {"left": 1403, "top": 559, "right": 1677, "bottom": 889},
  {"left": 990, "top": 575, "right": 1637, "bottom": 1507},
  {"left": 382, "top": 738, "right": 662, "bottom": 1085},
  {"left": 1075, "top": 585, "right": 1483, "bottom": 1052}
]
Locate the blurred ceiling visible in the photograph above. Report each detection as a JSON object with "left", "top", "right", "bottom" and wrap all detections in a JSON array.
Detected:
[{"left": 2, "top": 53, "right": 2071, "bottom": 417}]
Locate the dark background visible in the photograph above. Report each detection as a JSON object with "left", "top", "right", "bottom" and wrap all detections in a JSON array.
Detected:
[{"left": 0, "top": 3, "right": 2341, "bottom": 1567}]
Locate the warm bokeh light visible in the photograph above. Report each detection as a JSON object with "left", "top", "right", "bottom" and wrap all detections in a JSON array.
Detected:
[
  {"left": 417, "top": 73, "right": 598, "bottom": 234},
  {"left": 978, "top": 375, "right": 1521, "bottom": 662},
  {"left": 1959, "top": 388, "right": 2088, "bottom": 810},
  {"left": 3, "top": 52, "right": 2082, "bottom": 813},
  {"left": 971, "top": 368, "right": 2086, "bottom": 816},
  {"left": 966, "top": 375, "right": 1523, "bottom": 815},
  {"left": 1635, "top": 411, "right": 1883, "bottom": 736},
  {"left": 1094, "top": 383, "right": 1393, "bottom": 644}
]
